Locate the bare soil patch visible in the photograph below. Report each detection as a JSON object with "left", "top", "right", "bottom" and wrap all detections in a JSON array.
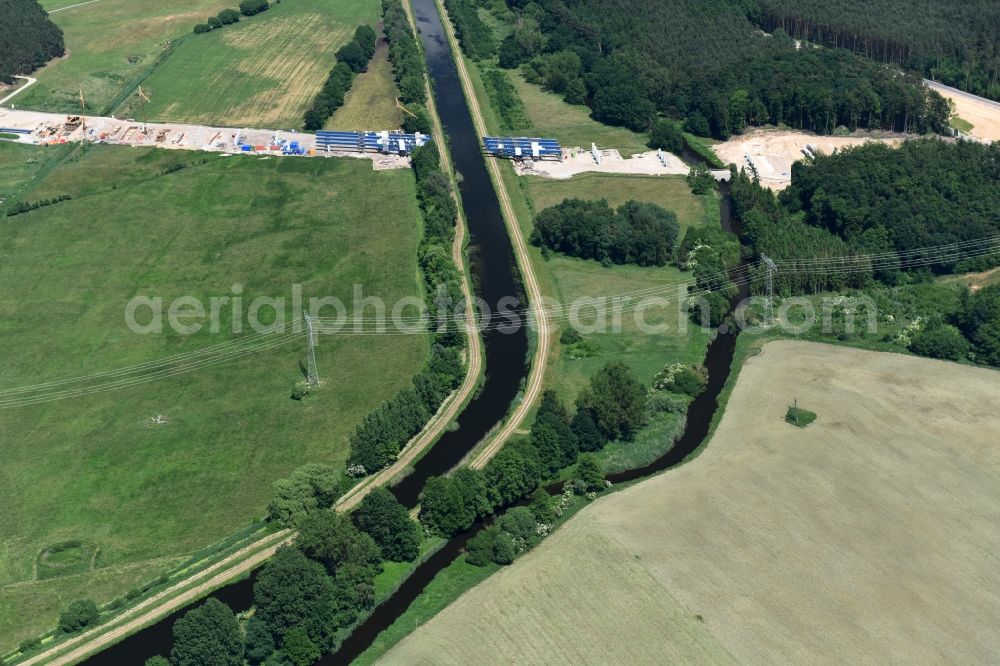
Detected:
[
  {"left": 712, "top": 129, "right": 903, "bottom": 189},
  {"left": 927, "top": 82, "right": 1000, "bottom": 143},
  {"left": 382, "top": 341, "right": 1000, "bottom": 665}
]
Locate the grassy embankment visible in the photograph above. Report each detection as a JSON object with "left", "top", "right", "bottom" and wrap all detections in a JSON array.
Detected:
[
  {"left": 0, "top": 145, "right": 428, "bottom": 651},
  {"left": 130, "top": 0, "right": 379, "bottom": 128}
]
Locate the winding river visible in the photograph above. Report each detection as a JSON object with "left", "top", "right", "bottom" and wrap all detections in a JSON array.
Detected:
[{"left": 82, "top": 0, "right": 748, "bottom": 662}]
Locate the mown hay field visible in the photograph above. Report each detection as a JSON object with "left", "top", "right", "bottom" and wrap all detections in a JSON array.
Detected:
[
  {"left": 380, "top": 341, "right": 1000, "bottom": 664},
  {"left": 0, "top": 145, "right": 427, "bottom": 650},
  {"left": 135, "top": 0, "right": 379, "bottom": 128},
  {"left": 326, "top": 39, "right": 403, "bottom": 131},
  {"left": 25, "top": 0, "right": 234, "bottom": 113}
]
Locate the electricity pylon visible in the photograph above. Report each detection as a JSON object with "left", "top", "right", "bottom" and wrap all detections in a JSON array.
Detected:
[
  {"left": 304, "top": 314, "right": 319, "bottom": 387},
  {"left": 763, "top": 254, "right": 777, "bottom": 327}
]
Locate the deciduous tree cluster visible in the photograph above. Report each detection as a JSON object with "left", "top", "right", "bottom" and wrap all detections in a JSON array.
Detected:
[{"left": 530, "top": 198, "right": 680, "bottom": 267}]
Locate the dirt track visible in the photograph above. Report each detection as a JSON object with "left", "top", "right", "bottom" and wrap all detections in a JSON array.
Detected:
[{"left": 381, "top": 341, "right": 1000, "bottom": 664}]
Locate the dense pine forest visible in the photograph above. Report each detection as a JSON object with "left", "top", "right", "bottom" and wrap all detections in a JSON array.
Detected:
[
  {"left": 0, "top": 0, "right": 64, "bottom": 83},
  {"left": 734, "top": 140, "right": 999, "bottom": 287},
  {"left": 487, "top": 0, "right": 953, "bottom": 138},
  {"left": 756, "top": 0, "right": 1000, "bottom": 102},
  {"left": 731, "top": 139, "right": 1000, "bottom": 366}
]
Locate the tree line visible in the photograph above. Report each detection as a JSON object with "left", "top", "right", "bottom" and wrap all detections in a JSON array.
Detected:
[
  {"left": 443, "top": 0, "right": 496, "bottom": 60},
  {"left": 380, "top": 0, "right": 435, "bottom": 134},
  {"left": 422, "top": 351, "right": 712, "bottom": 567},
  {"left": 144, "top": 477, "right": 423, "bottom": 665},
  {"left": 347, "top": 145, "right": 467, "bottom": 474},
  {"left": 755, "top": 0, "right": 1000, "bottom": 102},
  {"left": 729, "top": 139, "right": 1000, "bottom": 367},
  {"left": 6, "top": 194, "right": 72, "bottom": 217},
  {"left": 193, "top": 8, "right": 242, "bottom": 34},
  {"left": 303, "top": 25, "right": 377, "bottom": 130},
  {"left": 464, "top": 0, "right": 951, "bottom": 139},
  {"left": 0, "top": 0, "right": 64, "bottom": 83}
]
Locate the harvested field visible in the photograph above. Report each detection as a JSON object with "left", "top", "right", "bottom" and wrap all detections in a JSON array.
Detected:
[
  {"left": 712, "top": 129, "right": 903, "bottom": 189},
  {"left": 25, "top": 0, "right": 233, "bottom": 113},
  {"left": 135, "top": 0, "right": 378, "bottom": 128},
  {"left": 927, "top": 80, "right": 1000, "bottom": 143},
  {"left": 381, "top": 341, "right": 1000, "bottom": 665}
]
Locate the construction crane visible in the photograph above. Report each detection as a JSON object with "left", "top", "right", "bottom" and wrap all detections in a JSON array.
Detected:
[
  {"left": 137, "top": 85, "right": 151, "bottom": 133},
  {"left": 395, "top": 97, "right": 417, "bottom": 119},
  {"left": 78, "top": 87, "right": 87, "bottom": 132}
]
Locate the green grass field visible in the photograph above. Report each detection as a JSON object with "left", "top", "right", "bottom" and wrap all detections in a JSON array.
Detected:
[
  {"left": 327, "top": 39, "right": 404, "bottom": 131},
  {"left": 524, "top": 173, "right": 719, "bottom": 233},
  {"left": 132, "top": 0, "right": 379, "bottom": 128},
  {"left": 0, "top": 146, "right": 428, "bottom": 650},
  {"left": 24, "top": 0, "right": 234, "bottom": 113},
  {"left": 949, "top": 116, "right": 974, "bottom": 133},
  {"left": 0, "top": 142, "right": 47, "bottom": 208}
]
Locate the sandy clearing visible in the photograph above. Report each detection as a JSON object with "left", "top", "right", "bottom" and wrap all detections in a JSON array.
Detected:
[
  {"left": 712, "top": 130, "right": 904, "bottom": 190},
  {"left": 515, "top": 147, "right": 689, "bottom": 179},
  {"left": 382, "top": 341, "right": 1000, "bottom": 665},
  {"left": 926, "top": 80, "right": 1000, "bottom": 143}
]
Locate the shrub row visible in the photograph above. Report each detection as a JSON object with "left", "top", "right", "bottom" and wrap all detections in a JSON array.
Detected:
[
  {"left": 6, "top": 194, "right": 71, "bottom": 217},
  {"left": 347, "top": 144, "right": 467, "bottom": 474},
  {"left": 479, "top": 66, "right": 529, "bottom": 132},
  {"left": 192, "top": 7, "right": 241, "bottom": 33},
  {"left": 382, "top": 0, "right": 426, "bottom": 106},
  {"left": 302, "top": 25, "right": 376, "bottom": 130},
  {"left": 443, "top": 0, "right": 495, "bottom": 60}
]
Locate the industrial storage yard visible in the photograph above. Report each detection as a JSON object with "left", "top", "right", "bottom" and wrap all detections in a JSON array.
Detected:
[
  {"left": 379, "top": 341, "right": 1000, "bottom": 665},
  {"left": 0, "top": 108, "right": 418, "bottom": 169},
  {"left": 513, "top": 146, "right": 690, "bottom": 179}
]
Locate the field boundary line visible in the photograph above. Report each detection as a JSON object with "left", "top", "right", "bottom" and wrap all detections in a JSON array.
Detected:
[
  {"left": 48, "top": 0, "right": 101, "bottom": 13},
  {"left": 0, "top": 77, "right": 38, "bottom": 106}
]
